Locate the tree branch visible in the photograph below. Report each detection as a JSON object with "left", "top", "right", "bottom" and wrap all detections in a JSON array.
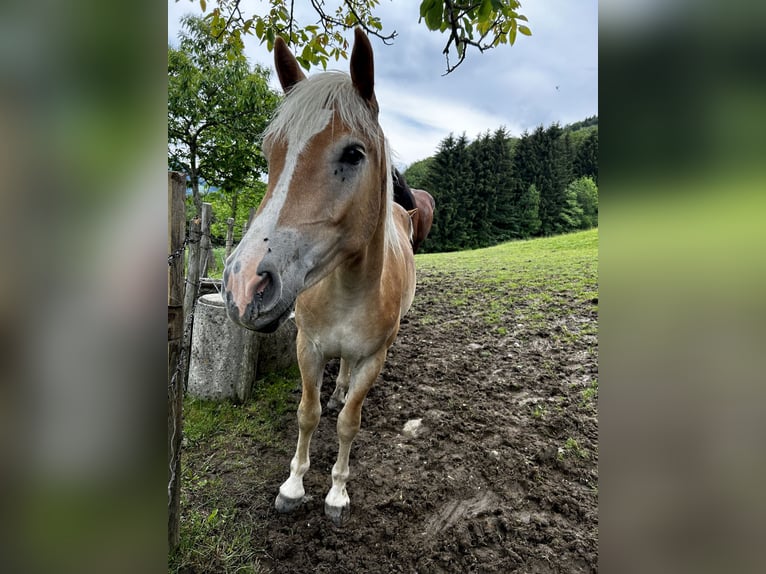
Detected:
[{"left": 342, "top": 0, "right": 397, "bottom": 45}]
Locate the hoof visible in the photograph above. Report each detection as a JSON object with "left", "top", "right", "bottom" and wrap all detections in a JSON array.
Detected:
[
  {"left": 324, "top": 501, "right": 351, "bottom": 527},
  {"left": 275, "top": 492, "right": 303, "bottom": 514}
]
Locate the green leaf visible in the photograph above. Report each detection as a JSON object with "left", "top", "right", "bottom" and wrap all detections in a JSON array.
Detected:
[
  {"left": 463, "top": 18, "right": 474, "bottom": 37},
  {"left": 419, "top": 0, "right": 436, "bottom": 19},
  {"left": 478, "top": 0, "right": 493, "bottom": 23},
  {"left": 425, "top": 2, "right": 443, "bottom": 30},
  {"left": 199, "top": 0, "right": 206, "bottom": 12},
  {"left": 508, "top": 24, "right": 517, "bottom": 45},
  {"left": 518, "top": 25, "right": 532, "bottom": 36}
]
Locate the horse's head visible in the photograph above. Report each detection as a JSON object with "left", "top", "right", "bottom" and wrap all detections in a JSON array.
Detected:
[{"left": 223, "top": 28, "right": 392, "bottom": 332}]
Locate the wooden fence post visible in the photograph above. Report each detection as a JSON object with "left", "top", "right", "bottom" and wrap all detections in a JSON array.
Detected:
[
  {"left": 199, "top": 202, "right": 213, "bottom": 277},
  {"left": 182, "top": 216, "right": 201, "bottom": 391},
  {"left": 243, "top": 206, "right": 255, "bottom": 236},
  {"left": 167, "top": 171, "right": 186, "bottom": 552},
  {"left": 225, "top": 217, "right": 235, "bottom": 260}
]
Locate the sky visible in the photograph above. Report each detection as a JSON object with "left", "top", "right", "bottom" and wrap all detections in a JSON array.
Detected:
[{"left": 168, "top": 0, "right": 598, "bottom": 170}]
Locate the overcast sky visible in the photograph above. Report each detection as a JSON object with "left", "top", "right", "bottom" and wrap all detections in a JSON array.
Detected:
[{"left": 168, "top": 0, "right": 598, "bottom": 170}]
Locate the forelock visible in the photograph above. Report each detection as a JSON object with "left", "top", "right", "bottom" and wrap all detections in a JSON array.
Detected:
[{"left": 264, "top": 71, "right": 381, "bottom": 146}]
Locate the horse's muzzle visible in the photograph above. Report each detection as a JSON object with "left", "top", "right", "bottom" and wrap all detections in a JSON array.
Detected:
[{"left": 223, "top": 261, "right": 293, "bottom": 333}]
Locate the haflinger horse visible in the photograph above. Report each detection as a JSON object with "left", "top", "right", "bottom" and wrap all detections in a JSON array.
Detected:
[{"left": 222, "top": 28, "right": 416, "bottom": 526}]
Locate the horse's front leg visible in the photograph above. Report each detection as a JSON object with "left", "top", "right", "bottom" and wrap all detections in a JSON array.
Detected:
[
  {"left": 275, "top": 331, "right": 324, "bottom": 513},
  {"left": 325, "top": 349, "right": 386, "bottom": 526}
]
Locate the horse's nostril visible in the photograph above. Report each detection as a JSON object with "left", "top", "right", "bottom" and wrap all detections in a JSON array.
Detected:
[{"left": 254, "top": 273, "right": 272, "bottom": 295}]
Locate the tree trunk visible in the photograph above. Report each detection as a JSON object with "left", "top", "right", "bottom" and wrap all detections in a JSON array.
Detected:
[
  {"left": 230, "top": 191, "right": 238, "bottom": 222},
  {"left": 190, "top": 141, "right": 202, "bottom": 216}
]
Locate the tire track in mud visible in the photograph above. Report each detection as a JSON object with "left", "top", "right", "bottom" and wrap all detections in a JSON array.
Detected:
[{"left": 423, "top": 491, "right": 499, "bottom": 537}]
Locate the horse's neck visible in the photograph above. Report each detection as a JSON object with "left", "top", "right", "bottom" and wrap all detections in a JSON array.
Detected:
[{"left": 338, "top": 217, "right": 388, "bottom": 288}]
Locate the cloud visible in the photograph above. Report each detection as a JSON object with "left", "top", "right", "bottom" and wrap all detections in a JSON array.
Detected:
[
  {"left": 167, "top": 0, "right": 598, "bottom": 167},
  {"left": 377, "top": 82, "right": 523, "bottom": 167}
]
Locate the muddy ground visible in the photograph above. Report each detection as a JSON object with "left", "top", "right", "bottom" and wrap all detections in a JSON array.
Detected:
[{"left": 182, "top": 264, "right": 598, "bottom": 573}]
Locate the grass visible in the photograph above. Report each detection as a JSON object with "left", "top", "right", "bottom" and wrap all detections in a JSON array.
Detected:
[
  {"left": 183, "top": 367, "right": 299, "bottom": 449},
  {"left": 416, "top": 228, "right": 597, "bottom": 287},
  {"left": 559, "top": 437, "right": 589, "bottom": 460},
  {"left": 580, "top": 378, "right": 599, "bottom": 409},
  {"left": 415, "top": 229, "right": 598, "bottom": 332},
  {"left": 169, "top": 367, "right": 300, "bottom": 574},
  {"left": 184, "top": 246, "right": 228, "bottom": 280}
]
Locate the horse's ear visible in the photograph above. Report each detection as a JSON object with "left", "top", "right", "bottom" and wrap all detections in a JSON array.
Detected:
[
  {"left": 350, "top": 27, "right": 376, "bottom": 104},
  {"left": 274, "top": 36, "right": 306, "bottom": 94}
]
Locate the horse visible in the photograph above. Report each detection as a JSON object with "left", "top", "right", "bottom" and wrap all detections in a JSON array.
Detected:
[
  {"left": 410, "top": 188, "right": 435, "bottom": 253},
  {"left": 392, "top": 168, "right": 435, "bottom": 253},
  {"left": 222, "top": 28, "right": 416, "bottom": 527}
]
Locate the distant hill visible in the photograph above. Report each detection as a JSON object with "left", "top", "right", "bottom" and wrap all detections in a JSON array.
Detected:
[{"left": 564, "top": 115, "right": 598, "bottom": 133}]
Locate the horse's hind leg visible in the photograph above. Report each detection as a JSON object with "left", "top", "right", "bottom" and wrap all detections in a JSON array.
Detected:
[
  {"left": 275, "top": 332, "right": 324, "bottom": 513},
  {"left": 328, "top": 358, "right": 351, "bottom": 410},
  {"left": 325, "top": 350, "right": 386, "bottom": 526}
]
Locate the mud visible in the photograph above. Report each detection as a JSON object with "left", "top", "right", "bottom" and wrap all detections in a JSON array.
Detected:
[{"left": 185, "top": 265, "right": 598, "bottom": 573}]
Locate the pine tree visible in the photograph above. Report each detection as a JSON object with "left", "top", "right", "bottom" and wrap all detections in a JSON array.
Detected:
[
  {"left": 573, "top": 130, "right": 598, "bottom": 185},
  {"left": 488, "top": 128, "right": 516, "bottom": 242},
  {"left": 424, "top": 133, "right": 471, "bottom": 252},
  {"left": 535, "top": 124, "right": 575, "bottom": 235},
  {"left": 467, "top": 131, "right": 496, "bottom": 248},
  {"left": 517, "top": 183, "right": 541, "bottom": 237}
]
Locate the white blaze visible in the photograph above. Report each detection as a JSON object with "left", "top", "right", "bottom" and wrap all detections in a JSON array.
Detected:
[{"left": 257, "top": 109, "right": 333, "bottom": 231}]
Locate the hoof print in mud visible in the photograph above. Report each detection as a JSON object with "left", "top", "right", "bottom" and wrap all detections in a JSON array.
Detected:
[
  {"left": 325, "top": 501, "right": 351, "bottom": 527},
  {"left": 275, "top": 493, "right": 303, "bottom": 514}
]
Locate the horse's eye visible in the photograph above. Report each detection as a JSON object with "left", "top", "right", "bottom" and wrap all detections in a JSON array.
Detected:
[{"left": 339, "top": 145, "right": 365, "bottom": 166}]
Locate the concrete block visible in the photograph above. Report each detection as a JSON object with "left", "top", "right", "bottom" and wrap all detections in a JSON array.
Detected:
[
  {"left": 188, "top": 293, "right": 298, "bottom": 402},
  {"left": 188, "top": 293, "right": 257, "bottom": 402}
]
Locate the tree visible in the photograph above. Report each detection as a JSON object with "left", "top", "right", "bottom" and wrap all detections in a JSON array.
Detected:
[
  {"left": 512, "top": 124, "right": 574, "bottom": 236},
  {"left": 191, "top": 0, "right": 532, "bottom": 75},
  {"left": 423, "top": 133, "right": 472, "bottom": 251},
  {"left": 205, "top": 181, "right": 268, "bottom": 244},
  {"left": 517, "top": 183, "right": 541, "bottom": 237},
  {"left": 566, "top": 176, "right": 598, "bottom": 229},
  {"left": 466, "top": 127, "right": 515, "bottom": 246},
  {"left": 558, "top": 182, "right": 584, "bottom": 232},
  {"left": 168, "top": 15, "right": 280, "bottom": 216},
  {"left": 403, "top": 157, "right": 434, "bottom": 189},
  {"left": 573, "top": 130, "right": 598, "bottom": 185}
]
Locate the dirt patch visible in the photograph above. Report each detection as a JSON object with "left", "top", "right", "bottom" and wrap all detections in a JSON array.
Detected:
[{"left": 181, "top": 264, "right": 598, "bottom": 573}]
